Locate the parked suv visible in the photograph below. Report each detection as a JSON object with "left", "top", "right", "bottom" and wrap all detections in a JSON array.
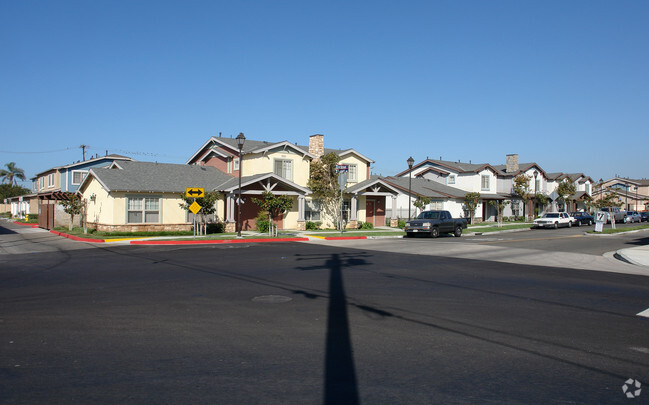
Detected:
[{"left": 624, "top": 211, "right": 642, "bottom": 223}]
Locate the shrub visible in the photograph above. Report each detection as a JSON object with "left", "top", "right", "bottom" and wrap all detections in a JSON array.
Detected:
[
  {"left": 255, "top": 212, "right": 270, "bottom": 233},
  {"left": 306, "top": 221, "right": 321, "bottom": 230},
  {"left": 359, "top": 221, "right": 374, "bottom": 230},
  {"left": 398, "top": 219, "right": 406, "bottom": 229},
  {"left": 206, "top": 222, "right": 225, "bottom": 234}
]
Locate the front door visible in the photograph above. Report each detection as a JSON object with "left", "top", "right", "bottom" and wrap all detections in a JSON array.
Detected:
[{"left": 366, "top": 200, "right": 375, "bottom": 226}]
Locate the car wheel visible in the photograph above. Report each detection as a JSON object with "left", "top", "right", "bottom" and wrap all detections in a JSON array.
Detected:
[
  {"left": 588, "top": 220, "right": 593, "bottom": 226},
  {"left": 430, "top": 227, "right": 440, "bottom": 238},
  {"left": 554, "top": 222, "right": 559, "bottom": 229},
  {"left": 568, "top": 221, "right": 572, "bottom": 228},
  {"left": 453, "top": 226, "right": 462, "bottom": 237},
  {"left": 576, "top": 220, "right": 581, "bottom": 227}
]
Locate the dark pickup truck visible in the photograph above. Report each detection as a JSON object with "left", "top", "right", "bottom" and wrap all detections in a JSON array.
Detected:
[{"left": 404, "top": 210, "right": 468, "bottom": 238}]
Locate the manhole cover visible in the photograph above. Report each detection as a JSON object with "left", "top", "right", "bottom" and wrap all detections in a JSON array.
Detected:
[{"left": 251, "top": 295, "right": 293, "bottom": 304}]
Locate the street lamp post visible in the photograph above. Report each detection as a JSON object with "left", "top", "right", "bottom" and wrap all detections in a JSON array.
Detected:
[
  {"left": 407, "top": 156, "right": 414, "bottom": 220},
  {"left": 236, "top": 132, "right": 246, "bottom": 238}
]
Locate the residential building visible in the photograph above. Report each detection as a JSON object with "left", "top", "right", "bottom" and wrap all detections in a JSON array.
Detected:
[{"left": 594, "top": 178, "right": 649, "bottom": 211}]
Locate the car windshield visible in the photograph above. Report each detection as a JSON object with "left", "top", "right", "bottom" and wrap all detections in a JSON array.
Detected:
[
  {"left": 543, "top": 213, "right": 560, "bottom": 218},
  {"left": 417, "top": 211, "right": 440, "bottom": 220},
  {"left": 571, "top": 213, "right": 581, "bottom": 216}
]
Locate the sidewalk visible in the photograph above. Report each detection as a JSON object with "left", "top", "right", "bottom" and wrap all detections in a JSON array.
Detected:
[{"left": 616, "top": 245, "right": 649, "bottom": 267}]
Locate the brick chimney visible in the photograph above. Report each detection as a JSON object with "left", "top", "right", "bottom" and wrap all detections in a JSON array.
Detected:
[
  {"left": 506, "top": 154, "right": 519, "bottom": 173},
  {"left": 309, "top": 134, "right": 324, "bottom": 159}
]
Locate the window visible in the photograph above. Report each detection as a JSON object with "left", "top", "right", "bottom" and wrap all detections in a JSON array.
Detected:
[
  {"left": 48, "top": 173, "right": 55, "bottom": 187},
  {"left": 72, "top": 170, "right": 88, "bottom": 185},
  {"left": 347, "top": 164, "right": 358, "bottom": 182},
  {"left": 535, "top": 179, "right": 541, "bottom": 192},
  {"left": 430, "top": 200, "right": 443, "bottom": 210},
  {"left": 127, "top": 197, "right": 160, "bottom": 223},
  {"left": 274, "top": 159, "right": 293, "bottom": 181},
  {"left": 234, "top": 158, "right": 240, "bottom": 171},
  {"left": 305, "top": 199, "right": 322, "bottom": 221},
  {"left": 448, "top": 175, "right": 456, "bottom": 185},
  {"left": 481, "top": 175, "right": 490, "bottom": 190}
]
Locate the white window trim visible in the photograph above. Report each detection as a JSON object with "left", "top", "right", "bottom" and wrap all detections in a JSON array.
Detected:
[
  {"left": 71, "top": 170, "right": 88, "bottom": 185},
  {"left": 273, "top": 158, "right": 293, "bottom": 181},
  {"left": 448, "top": 175, "right": 456, "bottom": 185},
  {"left": 481, "top": 175, "right": 490, "bottom": 191},
  {"left": 126, "top": 195, "right": 162, "bottom": 224}
]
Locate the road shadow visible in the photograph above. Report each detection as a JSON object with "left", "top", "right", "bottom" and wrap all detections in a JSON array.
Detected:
[
  {"left": 297, "top": 252, "right": 371, "bottom": 405},
  {"left": 0, "top": 224, "right": 18, "bottom": 235},
  {"left": 624, "top": 235, "right": 649, "bottom": 246}
]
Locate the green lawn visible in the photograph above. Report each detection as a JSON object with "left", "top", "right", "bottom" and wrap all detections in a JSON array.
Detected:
[{"left": 587, "top": 224, "right": 649, "bottom": 234}]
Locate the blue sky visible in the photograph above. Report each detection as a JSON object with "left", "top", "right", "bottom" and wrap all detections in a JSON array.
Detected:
[{"left": 2, "top": 0, "right": 648, "bottom": 186}]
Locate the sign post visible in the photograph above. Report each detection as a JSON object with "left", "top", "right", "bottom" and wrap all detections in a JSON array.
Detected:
[
  {"left": 336, "top": 165, "right": 349, "bottom": 234},
  {"left": 595, "top": 210, "right": 606, "bottom": 233},
  {"left": 186, "top": 188, "right": 205, "bottom": 238}
]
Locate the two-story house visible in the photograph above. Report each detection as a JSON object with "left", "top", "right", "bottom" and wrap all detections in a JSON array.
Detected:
[
  {"left": 392, "top": 154, "right": 594, "bottom": 222},
  {"left": 79, "top": 134, "right": 401, "bottom": 232},
  {"left": 594, "top": 177, "right": 649, "bottom": 211},
  {"left": 32, "top": 154, "right": 133, "bottom": 229}
]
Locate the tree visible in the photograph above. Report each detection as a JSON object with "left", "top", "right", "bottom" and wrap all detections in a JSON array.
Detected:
[
  {"left": 593, "top": 191, "right": 623, "bottom": 210},
  {"left": 179, "top": 191, "right": 221, "bottom": 235},
  {"left": 556, "top": 179, "right": 577, "bottom": 212},
  {"left": 488, "top": 199, "right": 511, "bottom": 227},
  {"left": 534, "top": 193, "right": 549, "bottom": 216},
  {"left": 0, "top": 162, "right": 26, "bottom": 186},
  {"left": 513, "top": 174, "right": 533, "bottom": 220},
  {"left": 252, "top": 191, "right": 293, "bottom": 236},
  {"left": 0, "top": 183, "right": 30, "bottom": 199},
  {"left": 59, "top": 193, "right": 83, "bottom": 231},
  {"left": 307, "top": 152, "right": 342, "bottom": 227},
  {"left": 412, "top": 195, "right": 431, "bottom": 216},
  {"left": 463, "top": 192, "right": 481, "bottom": 224}
]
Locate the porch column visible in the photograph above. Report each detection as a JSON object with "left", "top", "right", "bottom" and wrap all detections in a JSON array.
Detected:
[
  {"left": 298, "top": 195, "right": 305, "bottom": 221},
  {"left": 297, "top": 195, "right": 306, "bottom": 231},
  {"left": 225, "top": 193, "right": 236, "bottom": 232},
  {"left": 390, "top": 195, "right": 398, "bottom": 227},
  {"left": 350, "top": 196, "right": 358, "bottom": 221}
]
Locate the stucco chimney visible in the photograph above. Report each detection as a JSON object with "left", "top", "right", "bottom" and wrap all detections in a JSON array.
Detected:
[
  {"left": 309, "top": 134, "right": 324, "bottom": 159},
  {"left": 506, "top": 154, "right": 519, "bottom": 173}
]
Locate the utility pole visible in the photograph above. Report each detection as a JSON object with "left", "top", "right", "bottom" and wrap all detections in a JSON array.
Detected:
[{"left": 79, "top": 144, "right": 89, "bottom": 161}]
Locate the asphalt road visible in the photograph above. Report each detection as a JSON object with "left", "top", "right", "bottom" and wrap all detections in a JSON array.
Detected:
[{"left": 1, "top": 222, "right": 648, "bottom": 404}]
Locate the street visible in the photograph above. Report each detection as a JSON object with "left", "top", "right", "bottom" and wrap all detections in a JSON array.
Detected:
[{"left": 1, "top": 222, "right": 648, "bottom": 404}]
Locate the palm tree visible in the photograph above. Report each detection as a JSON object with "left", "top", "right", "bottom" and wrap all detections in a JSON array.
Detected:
[{"left": 0, "top": 162, "right": 26, "bottom": 186}]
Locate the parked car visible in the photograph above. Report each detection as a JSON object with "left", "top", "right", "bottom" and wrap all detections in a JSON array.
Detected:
[
  {"left": 600, "top": 207, "right": 625, "bottom": 224},
  {"left": 641, "top": 212, "right": 649, "bottom": 222},
  {"left": 570, "top": 212, "right": 594, "bottom": 226},
  {"left": 532, "top": 212, "right": 574, "bottom": 229},
  {"left": 404, "top": 210, "right": 468, "bottom": 238},
  {"left": 624, "top": 211, "right": 642, "bottom": 223}
]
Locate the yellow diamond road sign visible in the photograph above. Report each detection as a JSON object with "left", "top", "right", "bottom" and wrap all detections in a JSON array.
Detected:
[
  {"left": 189, "top": 201, "right": 202, "bottom": 215},
  {"left": 186, "top": 187, "right": 205, "bottom": 198}
]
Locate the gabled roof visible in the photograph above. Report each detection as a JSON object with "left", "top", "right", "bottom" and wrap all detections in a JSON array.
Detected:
[
  {"left": 82, "top": 161, "right": 233, "bottom": 193},
  {"left": 32, "top": 154, "right": 133, "bottom": 178},
  {"left": 218, "top": 172, "right": 310, "bottom": 194},
  {"left": 381, "top": 176, "right": 468, "bottom": 199},
  {"left": 186, "top": 136, "right": 316, "bottom": 164},
  {"left": 397, "top": 159, "right": 499, "bottom": 178},
  {"left": 492, "top": 162, "right": 547, "bottom": 178},
  {"left": 346, "top": 176, "right": 401, "bottom": 195}
]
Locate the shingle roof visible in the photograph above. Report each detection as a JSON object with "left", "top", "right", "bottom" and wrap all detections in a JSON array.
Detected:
[
  {"left": 87, "top": 161, "right": 234, "bottom": 193},
  {"left": 381, "top": 176, "right": 468, "bottom": 198}
]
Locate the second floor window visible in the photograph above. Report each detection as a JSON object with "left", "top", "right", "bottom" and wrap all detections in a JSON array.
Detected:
[
  {"left": 481, "top": 175, "right": 490, "bottom": 190},
  {"left": 72, "top": 171, "right": 88, "bottom": 185},
  {"left": 48, "top": 174, "right": 55, "bottom": 187},
  {"left": 448, "top": 175, "right": 456, "bottom": 185},
  {"left": 347, "top": 164, "right": 358, "bottom": 182},
  {"left": 274, "top": 159, "right": 293, "bottom": 181}
]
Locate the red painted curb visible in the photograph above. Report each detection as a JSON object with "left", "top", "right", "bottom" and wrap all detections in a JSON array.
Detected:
[
  {"left": 323, "top": 236, "right": 368, "bottom": 240},
  {"left": 13, "top": 221, "right": 38, "bottom": 228},
  {"left": 50, "top": 230, "right": 105, "bottom": 243},
  {"left": 131, "top": 237, "right": 310, "bottom": 245}
]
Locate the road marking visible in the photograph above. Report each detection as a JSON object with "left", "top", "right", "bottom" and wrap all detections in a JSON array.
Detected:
[
  {"left": 477, "top": 234, "right": 583, "bottom": 244},
  {"left": 637, "top": 308, "right": 649, "bottom": 318}
]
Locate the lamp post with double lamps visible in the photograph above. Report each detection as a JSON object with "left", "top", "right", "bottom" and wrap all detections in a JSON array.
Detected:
[
  {"left": 236, "top": 132, "right": 246, "bottom": 238},
  {"left": 407, "top": 156, "right": 414, "bottom": 220}
]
